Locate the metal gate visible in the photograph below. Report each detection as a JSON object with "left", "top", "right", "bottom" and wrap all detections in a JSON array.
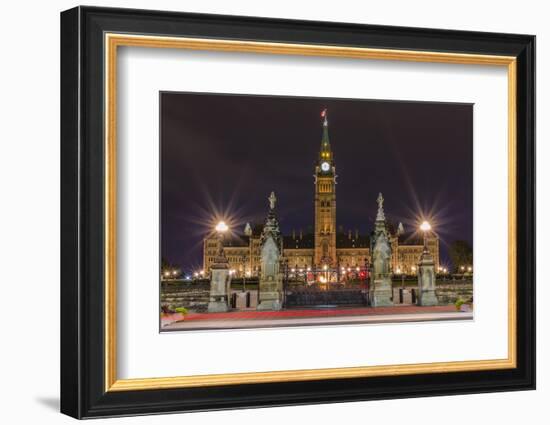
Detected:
[{"left": 284, "top": 287, "right": 369, "bottom": 307}]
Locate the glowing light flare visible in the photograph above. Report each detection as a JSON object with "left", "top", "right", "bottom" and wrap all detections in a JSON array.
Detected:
[
  {"left": 394, "top": 196, "right": 456, "bottom": 252},
  {"left": 215, "top": 221, "right": 229, "bottom": 233},
  {"left": 420, "top": 221, "right": 432, "bottom": 232}
]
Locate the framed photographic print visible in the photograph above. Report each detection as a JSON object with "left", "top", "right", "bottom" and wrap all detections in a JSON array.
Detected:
[{"left": 60, "top": 6, "right": 535, "bottom": 419}]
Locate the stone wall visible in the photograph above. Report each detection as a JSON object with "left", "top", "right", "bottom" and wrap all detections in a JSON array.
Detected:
[
  {"left": 391, "top": 280, "right": 473, "bottom": 305},
  {"left": 436, "top": 280, "right": 473, "bottom": 305},
  {"left": 161, "top": 279, "right": 473, "bottom": 311},
  {"left": 161, "top": 281, "right": 210, "bottom": 313}
]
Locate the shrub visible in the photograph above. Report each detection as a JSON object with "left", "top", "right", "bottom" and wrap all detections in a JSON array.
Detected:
[
  {"left": 455, "top": 298, "right": 465, "bottom": 311},
  {"left": 161, "top": 304, "right": 175, "bottom": 314},
  {"left": 175, "top": 307, "right": 189, "bottom": 315}
]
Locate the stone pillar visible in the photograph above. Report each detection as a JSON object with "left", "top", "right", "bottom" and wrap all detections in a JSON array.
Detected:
[
  {"left": 257, "top": 262, "right": 283, "bottom": 311},
  {"left": 208, "top": 237, "right": 231, "bottom": 313},
  {"left": 370, "top": 240, "right": 393, "bottom": 307},
  {"left": 417, "top": 246, "right": 438, "bottom": 306},
  {"left": 369, "top": 193, "right": 393, "bottom": 307},
  {"left": 257, "top": 192, "right": 283, "bottom": 311}
]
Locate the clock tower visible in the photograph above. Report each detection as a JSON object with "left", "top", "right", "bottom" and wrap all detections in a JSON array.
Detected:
[{"left": 314, "top": 109, "right": 337, "bottom": 266}]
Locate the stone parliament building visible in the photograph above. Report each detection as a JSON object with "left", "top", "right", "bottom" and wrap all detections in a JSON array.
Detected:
[{"left": 202, "top": 111, "right": 439, "bottom": 278}]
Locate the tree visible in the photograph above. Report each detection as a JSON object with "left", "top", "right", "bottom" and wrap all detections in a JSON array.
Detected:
[{"left": 449, "top": 240, "right": 473, "bottom": 273}]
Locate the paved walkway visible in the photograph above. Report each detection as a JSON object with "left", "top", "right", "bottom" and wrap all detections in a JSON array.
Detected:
[{"left": 163, "top": 305, "right": 472, "bottom": 331}]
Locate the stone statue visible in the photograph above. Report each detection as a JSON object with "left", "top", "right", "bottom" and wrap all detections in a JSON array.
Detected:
[
  {"left": 373, "top": 234, "right": 391, "bottom": 275},
  {"left": 261, "top": 238, "right": 279, "bottom": 281},
  {"left": 376, "top": 192, "right": 385, "bottom": 221},
  {"left": 268, "top": 191, "right": 277, "bottom": 210}
]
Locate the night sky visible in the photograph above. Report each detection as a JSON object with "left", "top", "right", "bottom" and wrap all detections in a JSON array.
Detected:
[{"left": 161, "top": 92, "right": 473, "bottom": 274}]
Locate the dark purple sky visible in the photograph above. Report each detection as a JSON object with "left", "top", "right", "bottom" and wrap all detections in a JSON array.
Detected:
[{"left": 161, "top": 92, "right": 473, "bottom": 274}]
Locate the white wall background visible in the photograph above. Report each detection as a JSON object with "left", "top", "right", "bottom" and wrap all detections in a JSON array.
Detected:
[{"left": 0, "top": 0, "right": 545, "bottom": 423}]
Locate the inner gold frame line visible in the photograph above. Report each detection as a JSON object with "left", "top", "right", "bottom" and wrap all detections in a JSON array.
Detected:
[{"left": 104, "top": 33, "right": 517, "bottom": 392}]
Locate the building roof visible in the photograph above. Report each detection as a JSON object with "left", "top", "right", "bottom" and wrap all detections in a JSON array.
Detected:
[
  {"left": 222, "top": 234, "right": 250, "bottom": 247},
  {"left": 216, "top": 229, "right": 432, "bottom": 248},
  {"left": 336, "top": 233, "right": 370, "bottom": 249},
  {"left": 283, "top": 233, "right": 314, "bottom": 249},
  {"left": 398, "top": 232, "right": 429, "bottom": 246}
]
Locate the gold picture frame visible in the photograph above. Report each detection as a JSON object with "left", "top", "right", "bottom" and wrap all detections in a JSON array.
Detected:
[{"left": 104, "top": 33, "right": 517, "bottom": 392}]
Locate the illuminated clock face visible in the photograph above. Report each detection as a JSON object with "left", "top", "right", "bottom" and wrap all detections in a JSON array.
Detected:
[{"left": 321, "top": 162, "right": 330, "bottom": 172}]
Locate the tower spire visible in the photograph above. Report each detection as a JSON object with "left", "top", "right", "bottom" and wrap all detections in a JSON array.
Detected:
[
  {"left": 320, "top": 109, "right": 330, "bottom": 152},
  {"left": 314, "top": 109, "right": 336, "bottom": 266}
]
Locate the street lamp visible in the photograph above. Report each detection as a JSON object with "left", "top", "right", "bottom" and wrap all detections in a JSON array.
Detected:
[
  {"left": 215, "top": 220, "right": 229, "bottom": 253},
  {"left": 420, "top": 220, "right": 431, "bottom": 249},
  {"left": 214, "top": 220, "right": 229, "bottom": 270},
  {"left": 396, "top": 267, "right": 405, "bottom": 288},
  {"left": 242, "top": 256, "right": 247, "bottom": 292}
]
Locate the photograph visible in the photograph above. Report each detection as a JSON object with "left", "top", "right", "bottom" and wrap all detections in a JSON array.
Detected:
[{"left": 159, "top": 92, "right": 474, "bottom": 331}]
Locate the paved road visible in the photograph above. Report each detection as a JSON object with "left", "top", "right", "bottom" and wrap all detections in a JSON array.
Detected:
[{"left": 164, "top": 310, "right": 472, "bottom": 331}]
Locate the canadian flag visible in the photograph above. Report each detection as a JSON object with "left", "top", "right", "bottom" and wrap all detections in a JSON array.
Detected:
[{"left": 321, "top": 108, "right": 327, "bottom": 118}]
